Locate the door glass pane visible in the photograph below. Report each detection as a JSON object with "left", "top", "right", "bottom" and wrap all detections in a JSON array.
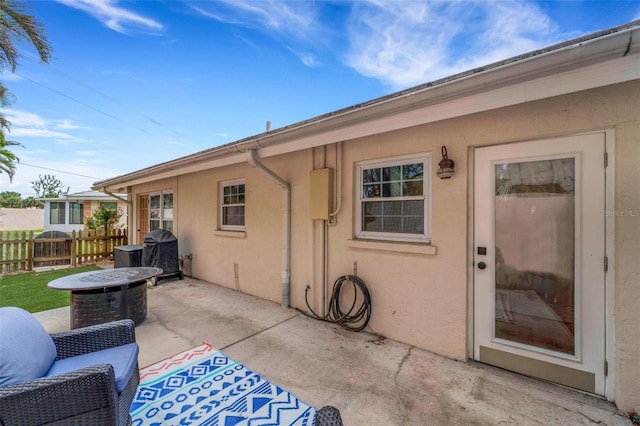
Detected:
[{"left": 494, "top": 158, "right": 575, "bottom": 355}]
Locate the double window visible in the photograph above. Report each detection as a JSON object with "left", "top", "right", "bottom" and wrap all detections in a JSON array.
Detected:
[
  {"left": 356, "top": 154, "right": 430, "bottom": 243},
  {"left": 220, "top": 180, "right": 245, "bottom": 231},
  {"left": 149, "top": 192, "right": 173, "bottom": 233}
]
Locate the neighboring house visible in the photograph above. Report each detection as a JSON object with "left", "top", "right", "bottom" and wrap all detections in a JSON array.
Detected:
[
  {"left": 38, "top": 190, "right": 128, "bottom": 233},
  {"left": 93, "top": 22, "right": 640, "bottom": 412}
]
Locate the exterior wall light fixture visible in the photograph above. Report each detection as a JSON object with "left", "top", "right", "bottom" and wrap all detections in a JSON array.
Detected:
[{"left": 436, "top": 146, "right": 455, "bottom": 179}]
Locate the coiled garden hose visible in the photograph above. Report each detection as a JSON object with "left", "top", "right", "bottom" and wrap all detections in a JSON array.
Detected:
[{"left": 298, "top": 275, "right": 372, "bottom": 332}]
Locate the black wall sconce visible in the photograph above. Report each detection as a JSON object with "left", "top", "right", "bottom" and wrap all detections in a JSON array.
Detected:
[{"left": 436, "top": 146, "right": 455, "bottom": 179}]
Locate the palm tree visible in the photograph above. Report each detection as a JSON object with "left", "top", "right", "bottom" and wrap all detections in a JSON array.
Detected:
[
  {"left": 0, "top": 0, "right": 51, "bottom": 179},
  {"left": 0, "top": 128, "right": 21, "bottom": 180}
]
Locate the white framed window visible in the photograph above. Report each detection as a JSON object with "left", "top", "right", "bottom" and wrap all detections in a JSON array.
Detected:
[
  {"left": 69, "top": 202, "right": 84, "bottom": 224},
  {"left": 50, "top": 202, "right": 66, "bottom": 225},
  {"left": 100, "top": 201, "right": 117, "bottom": 211},
  {"left": 149, "top": 192, "right": 173, "bottom": 233},
  {"left": 355, "top": 153, "right": 430, "bottom": 243},
  {"left": 220, "top": 179, "right": 245, "bottom": 231}
]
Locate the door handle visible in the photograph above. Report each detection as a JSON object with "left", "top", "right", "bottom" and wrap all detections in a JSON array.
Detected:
[{"left": 477, "top": 262, "right": 487, "bottom": 270}]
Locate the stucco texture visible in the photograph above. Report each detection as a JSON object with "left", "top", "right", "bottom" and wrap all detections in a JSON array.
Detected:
[{"left": 128, "top": 80, "right": 639, "bottom": 412}]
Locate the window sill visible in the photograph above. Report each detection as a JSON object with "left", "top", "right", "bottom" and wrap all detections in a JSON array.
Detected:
[
  {"left": 347, "top": 239, "right": 436, "bottom": 255},
  {"left": 214, "top": 230, "right": 246, "bottom": 238}
]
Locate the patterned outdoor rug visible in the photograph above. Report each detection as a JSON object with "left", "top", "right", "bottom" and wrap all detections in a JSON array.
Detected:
[{"left": 130, "top": 343, "right": 316, "bottom": 425}]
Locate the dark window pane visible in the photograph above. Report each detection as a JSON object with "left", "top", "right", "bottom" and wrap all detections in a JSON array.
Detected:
[
  {"left": 403, "top": 217, "right": 423, "bottom": 233},
  {"left": 363, "top": 201, "right": 382, "bottom": 215},
  {"left": 149, "top": 195, "right": 160, "bottom": 209},
  {"left": 383, "top": 201, "right": 402, "bottom": 215},
  {"left": 382, "top": 182, "right": 402, "bottom": 197},
  {"left": 403, "top": 181, "right": 423, "bottom": 196},
  {"left": 363, "top": 184, "right": 381, "bottom": 198},
  {"left": 163, "top": 194, "right": 173, "bottom": 209},
  {"left": 101, "top": 201, "right": 117, "bottom": 210},
  {"left": 223, "top": 206, "right": 245, "bottom": 226},
  {"left": 363, "top": 168, "right": 380, "bottom": 183},
  {"left": 69, "top": 202, "right": 83, "bottom": 224},
  {"left": 403, "top": 163, "right": 423, "bottom": 179},
  {"left": 382, "top": 166, "right": 401, "bottom": 182},
  {"left": 50, "top": 202, "right": 66, "bottom": 225},
  {"left": 384, "top": 217, "right": 402, "bottom": 233},
  {"left": 403, "top": 200, "right": 424, "bottom": 216}
]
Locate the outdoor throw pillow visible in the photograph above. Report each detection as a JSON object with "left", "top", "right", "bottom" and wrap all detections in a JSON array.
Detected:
[{"left": 0, "top": 307, "right": 57, "bottom": 386}]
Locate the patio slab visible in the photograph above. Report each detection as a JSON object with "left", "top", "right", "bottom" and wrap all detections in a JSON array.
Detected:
[{"left": 36, "top": 276, "right": 631, "bottom": 425}]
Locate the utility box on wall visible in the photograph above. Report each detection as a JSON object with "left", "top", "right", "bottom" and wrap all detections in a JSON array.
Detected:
[{"left": 309, "top": 168, "right": 333, "bottom": 220}]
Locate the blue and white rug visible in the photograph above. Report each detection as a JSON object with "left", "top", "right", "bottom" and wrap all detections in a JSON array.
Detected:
[{"left": 130, "top": 343, "right": 316, "bottom": 425}]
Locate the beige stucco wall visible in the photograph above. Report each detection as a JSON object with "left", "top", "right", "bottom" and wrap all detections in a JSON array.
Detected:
[
  {"left": 0, "top": 208, "right": 43, "bottom": 230},
  {"left": 612, "top": 120, "right": 640, "bottom": 412},
  {"left": 129, "top": 80, "right": 639, "bottom": 411}
]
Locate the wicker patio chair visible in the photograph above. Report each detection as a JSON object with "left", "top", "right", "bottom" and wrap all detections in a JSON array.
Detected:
[{"left": 0, "top": 316, "right": 139, "bottom": 426}]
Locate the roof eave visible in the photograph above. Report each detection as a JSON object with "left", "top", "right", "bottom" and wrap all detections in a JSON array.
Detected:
[{"left": 93, "top": 21, "right": 640, "bottom": 192}]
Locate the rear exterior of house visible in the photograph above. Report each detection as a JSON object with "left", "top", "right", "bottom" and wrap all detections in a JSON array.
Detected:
[{"left": 94, "top": 23, "right": 640, "bottom": 412}]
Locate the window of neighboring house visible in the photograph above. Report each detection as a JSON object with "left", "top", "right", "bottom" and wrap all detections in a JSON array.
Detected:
[
  {"left": 355, "top": 154, "right": 430, "bottom": 243},
  {"left": 100, "top": 201, "right": 117, "bottom": 211},
  {"left": 149, "top": 192, "right": 173, "bottom": 233},
  {"left": 69, "top": 202, "right": 84, "bottom": 224},
  {"left": 50, "top": 202, "right": 66, "bottom": 225},
  {"left": 220, "top": 180, "right": 245, "bottom": 231}
]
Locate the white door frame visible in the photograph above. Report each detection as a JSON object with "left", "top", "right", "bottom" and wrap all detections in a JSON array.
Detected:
[{"left": 467, "top": 130, "right": 615, "bottom": 401}]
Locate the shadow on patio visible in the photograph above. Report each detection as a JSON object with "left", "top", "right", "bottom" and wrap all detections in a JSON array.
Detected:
[{"left": 37, "top": 276, "right": 630, "bottom": 425}]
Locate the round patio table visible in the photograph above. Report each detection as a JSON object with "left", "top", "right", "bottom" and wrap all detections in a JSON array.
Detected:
[{"left": 48, "top": 267, "right": 163, "bottom": 329}]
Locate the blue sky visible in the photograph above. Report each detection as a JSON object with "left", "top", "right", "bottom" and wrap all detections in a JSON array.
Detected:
[{"left": 1, "top": 0, "right": 638, "bottom": 197}]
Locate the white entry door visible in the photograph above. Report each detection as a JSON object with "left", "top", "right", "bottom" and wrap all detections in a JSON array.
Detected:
[{"left": 473, "top": 133, "right": 607, "bottom": 395}]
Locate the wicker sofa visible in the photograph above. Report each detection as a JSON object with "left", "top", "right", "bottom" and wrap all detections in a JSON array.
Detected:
[{"left": 0, "top": 307, "right": 139, "bottom": 425}]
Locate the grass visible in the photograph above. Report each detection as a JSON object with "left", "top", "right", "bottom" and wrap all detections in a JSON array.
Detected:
[
  {"left": 1, "top": 229, "right": 42, "bottom": 239},
  {"left": 0, "top": 265, "right": 102, "bottom": 313}
]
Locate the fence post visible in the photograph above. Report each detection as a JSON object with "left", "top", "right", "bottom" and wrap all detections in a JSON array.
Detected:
[
  {"left": 27, "top": 231, "right": 33, "bottom": 271},
  {"left": 71, "top": 230, "right": 77, "bottom": 267}
]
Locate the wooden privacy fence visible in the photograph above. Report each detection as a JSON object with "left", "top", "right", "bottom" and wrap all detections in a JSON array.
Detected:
[{"left": 0, "top": 229, "right": 128, "bottom": 274}]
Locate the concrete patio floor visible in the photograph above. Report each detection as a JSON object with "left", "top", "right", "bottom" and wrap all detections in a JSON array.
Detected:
[{"left": 36, "top": 276, "right": 631, "bottom": 425}]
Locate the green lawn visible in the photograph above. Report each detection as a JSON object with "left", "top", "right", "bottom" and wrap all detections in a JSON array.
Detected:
[
  {"left": 0, "top": 265, "right": 102, "bottom": 313},
  {"left": 1, "top": 229, "right": 42, "bottom": 239}
]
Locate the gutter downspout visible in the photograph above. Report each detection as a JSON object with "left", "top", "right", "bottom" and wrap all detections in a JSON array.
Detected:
[{"left": 246, "top": 149, "right": 291, "bottom": 308}]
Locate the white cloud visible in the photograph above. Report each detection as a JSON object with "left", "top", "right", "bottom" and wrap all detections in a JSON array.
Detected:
[
  {"left": 0, "top": 71, "right": 23, "bottom": 82},
  {"left": 3, "top": 109, "right": 47, "bottom": 128},
  {"left": 54, "top": 119, "right": 84, "bottom": 130},
  {"left": 287, "top": 46, "right": 318, "bottom": 68},
  {"left": 1, "top": 109, "right": 83, "bottom": 142},
  {"left": 75, "top": 150, "right": 98, "bottom": 157},
  {"left": 9, "top": 128, "right": 81, "bottom": 142},
  {"left": 191, "top": 1, "right": 317, "bottom": 39},
  {"left": 55, "top": 0, "right": 163, "bottom": 34},
  {"left": 344, "top": 0, "right": 558, "bottom": 90},
  {"left": 191, "top": 1, "right": 322, "bottom": 67}
]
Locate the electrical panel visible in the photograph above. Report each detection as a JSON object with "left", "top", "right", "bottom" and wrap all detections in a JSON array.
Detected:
[{"left": 309, "top": 168, "right": 333, "bottom": 220}]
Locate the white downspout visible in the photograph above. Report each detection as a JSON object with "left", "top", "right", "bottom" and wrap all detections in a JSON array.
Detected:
[{"left": 246, "top": 149, "right": 291, "bottom": 308}]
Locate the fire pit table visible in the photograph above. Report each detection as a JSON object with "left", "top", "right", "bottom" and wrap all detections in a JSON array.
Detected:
[{"left": 48, "top": 267, "right": 163, "bottom": 329}]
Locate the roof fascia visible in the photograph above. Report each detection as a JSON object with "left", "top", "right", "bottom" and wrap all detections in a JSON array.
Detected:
[{"left": 94, "top": 25, "right": 639, "bottom": 192}]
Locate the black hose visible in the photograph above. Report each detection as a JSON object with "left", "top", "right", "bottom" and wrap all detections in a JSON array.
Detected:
[{"left": 298, "top": 275, "right": 372, "bottom": 332}]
